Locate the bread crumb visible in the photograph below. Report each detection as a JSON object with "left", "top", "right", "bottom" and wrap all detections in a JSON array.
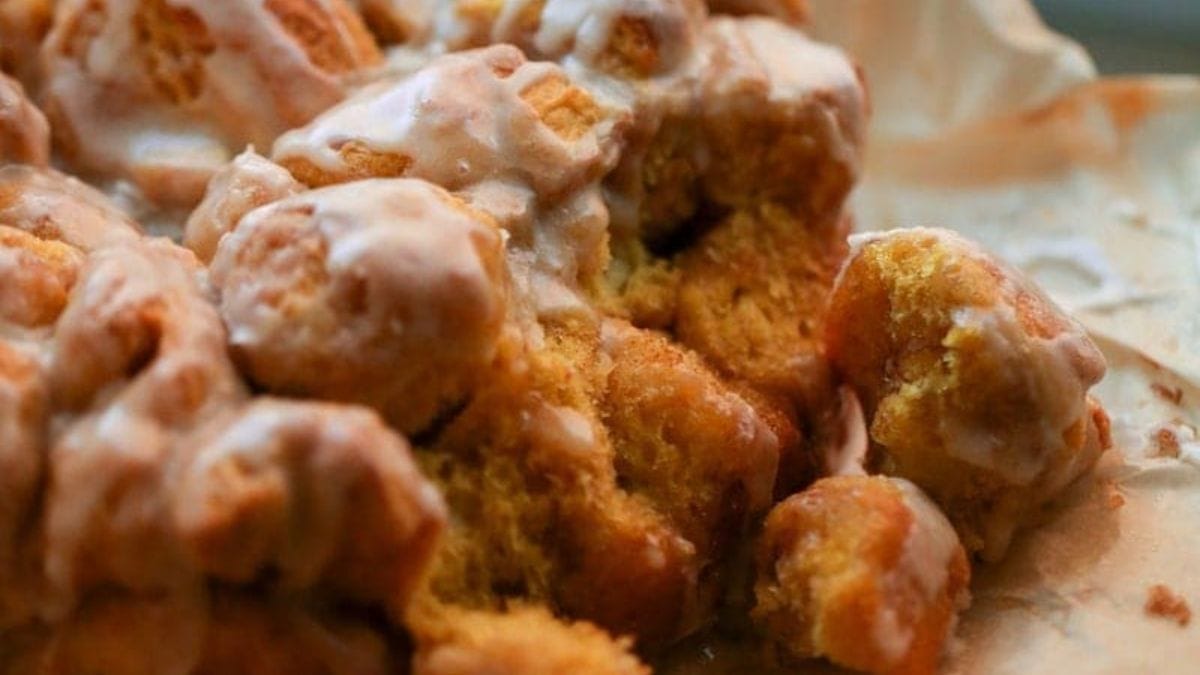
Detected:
[
  {"left": 1153, "top": 427, "right": 1182, "bottom": 459},
  {"left": 1145, "top": 584, "right": 1191, "bottom": 627},
  {"left": 1150, "top": 382, "right": 1183, "bottom": 405},
  {"left": 1100, "top": 479, "right": 1125, "bottom": 510}
]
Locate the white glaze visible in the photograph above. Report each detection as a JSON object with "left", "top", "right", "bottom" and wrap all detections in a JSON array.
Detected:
[
  {"left": 871, "top": 477, "right": 965, "bottom": 665},
  {"left": 841, "top": 228, "right": 1107, "bottom": 487},
  {"left": 942, "top": 304, "right": 1098, "bottom": 484},
  {"left": 274, "top": 46, "right": 631, "bottom": 321},
  {"left": 824, "top": 386, "right": 869, "bottom": 476},
  {"left": 40, "top": 0, "right": 376, "bottom": 208}
]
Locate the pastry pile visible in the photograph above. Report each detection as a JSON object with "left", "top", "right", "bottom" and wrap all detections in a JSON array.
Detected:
[{"left": 0, "top": 2, "right": 1110, "bottom": 674}]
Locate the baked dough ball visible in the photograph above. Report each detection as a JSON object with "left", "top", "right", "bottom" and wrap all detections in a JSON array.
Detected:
[
  {"left": 40, "top": 0, "right": 380, "bottom": 208},
  {"left": 413, "top": 605, "right": 649, "bottom": 675},
  {"left": 347, "top": 0, "right": 434, "bottom": 45},
  {"left": 617, "top": 14, "right": 866, "bottom": 245},
  {"left": 0, "top": 0, "right": 54, "bottom": 86},
  {"left": 195, "top": 591, "right": 401, "bottom": 675},
  {"left": 0, "top": 165, "right": 135, "bottom": 577},
  {"left": 754, "top": 475, "right": 970, "bottom": 675},
  {"left": 272, "top": 45, "right": 626, "bottom": 319},
  {"left": 420, "top": 318, "right": 781, "bottom": 645},
  {"left": 36, "top": 399, "right": 445, "bottom": 675},
  {"left": 360, "top": 0, "right": 703, "bottom": 79},
  {"left": 676, "top": 206, "right": 848, "bottom": 408},
  {"left": 693, "top": 17, "right": 864, "bottom": 217},
  {"left": 599, "top": 319, "right": 779, "bottom": 562},
  {"left": 173, "top": 399, "right": 447, "bottom": 621},
  {"left": 184, "top": 148, "right": 304, "bottom": 263},
  {"left": 273, "top": 44, "right": 624, "bottom": 199},
  {"left": 523, "top": 0, "right": 703, "bottom": 79},
  {"left": 601, "top": 18, "right": 866, "bottom": 441},
  {"left": 42, "top": 238, "right": 250, "bottom": 604},
  {"left": 0, "top": 73, "right": 50, "bottom": 166},
  {"left": 824, "top": 228, "right": 1111, "bottom": 559},
  {"left": 0, "top": 167, "right": 145, "bottom": 630},
  {"left": 0, "top": 171, "right": 246, "bottom": 639},
  {"left": 210, "top": 178, "right": 509, "bottom": 437},
  {"left": 0, "top": 165, "right": 142, "bottom": 251},
  {"left": 0, "top": 170, "right": 450, "bottom": 673}
]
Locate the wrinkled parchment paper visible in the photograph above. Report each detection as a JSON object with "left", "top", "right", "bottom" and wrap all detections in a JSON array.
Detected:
[{"left": 808, "top": 1, "right": 1200, "bottom": 672}]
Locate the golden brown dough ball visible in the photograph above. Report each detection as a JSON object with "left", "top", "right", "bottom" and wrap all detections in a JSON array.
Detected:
[
  {"left": 184, "top": 148, "right": 304, "bottom": 263},
  {"left": 367, "top": 0, "right": 702, "bottom": 80},
  {"left": 0, "top": 73, "right": 50, "bottom": 166},
  {"left": 0, "top": 341, "right": 46, "bottom": 631},
  {"left": 599, "top": 318, "right": 779, "bottom": 561},
  {"left": 271, "top": 45, "right": 625, "bottom": 318},
  {"left": 0, "top": 0, "right": 54, "bottom": 86},
  {"left": 33, "top": 399, "right": 446, "bottom": 674},
  {"left": 412, "top": 605, "right": 649, "bottom": 675},
  {"left": 419, "top": 318, "right": 784, "bottom": 646},
  {"left": 419, "top": 337, "right": 703, "bottom": 644},
  {"left": 0, "top": 166, "right": 145, "bottom": 629},
  {"left": 273, "top": 44, "right": 624, "bottom": 199},
  {"left": 196, "top": 591, "right": 400, "bottom": 675},
  {"left": 754, "top": 475, "right": 970, "bottom": 675},
  {"left": 40, "top": 0, "right": 380, "bottom": 209},
  {"left": 528, "top": 0, "right": 703, "bottom": 79},
  {"left": 174, "top": 399, "right": 447, "bottom": 621},
  {"left": 0, "top": 166, "right": 457, "bottom": 675},
  {"left": 693, "top": 16, "right": 864, "bottom": 218},
  {"left": 675, "top": 206, "right": 849, "bottom": 409},
  {"left": 4, "top": 588, "right": 209, "bottom": 675},
  {"left": 0, "top": 165, "right": 142, "bottom": 251},
  {"left": 42, "top": 240, "right": 248, "bottom": 603},
  {"left": 210, "top": 178, "right": 510, "bottom": 437},
  {"left": 607, "top": 13, "right": 865, "bottom": 249},
  {"left": 824, "top": 228, "right": 1111, "bottom": 559}
]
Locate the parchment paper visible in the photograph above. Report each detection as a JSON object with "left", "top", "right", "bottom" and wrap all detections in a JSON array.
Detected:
[{"left": 806, "top": 1, "right": 1200, "bottom": 672}]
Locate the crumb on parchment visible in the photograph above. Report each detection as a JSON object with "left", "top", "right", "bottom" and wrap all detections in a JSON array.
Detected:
[
  {"left": 1145, "top": 585, "right": 1191, "bottom": 627},
  {"left": 1150, "top": 382, "right": 1183, "bottom": 406}
]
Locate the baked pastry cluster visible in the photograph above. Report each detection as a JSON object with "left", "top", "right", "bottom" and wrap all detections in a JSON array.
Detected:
[
  {"left": 0, "top": 166, "right": 446, "bottom": 673},
  {"left": 0, "top": 2, "right": 1110, "bottom": 674}
]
